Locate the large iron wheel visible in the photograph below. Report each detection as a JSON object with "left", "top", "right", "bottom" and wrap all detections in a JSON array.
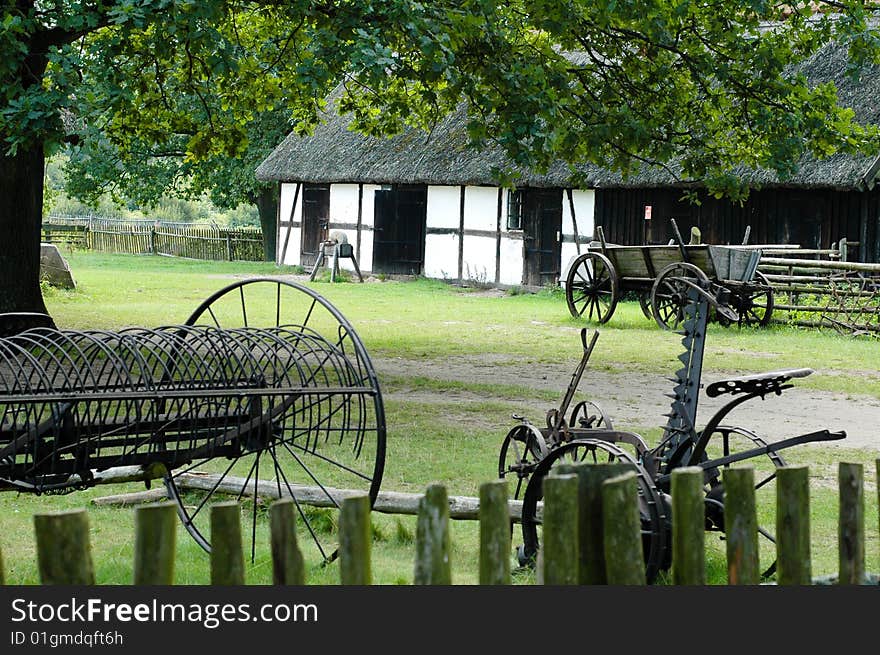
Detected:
[
  {"left": 565, "top": 252, "right": 620, "bottom": 323},
  {"left": 519, "top": 439, "right": 669, "bottom": 583},
  {"left": 650, "top": 262, "right": 710, "bottom": 330},
  {"left": 163, "top": 278, "right": 386, "bottom": 565},
  {"left": 698, "top": 425, "right": 785, "bottom": 579},
  {"left": 723, "top": 272, "right": 775, "bottom": 327}
]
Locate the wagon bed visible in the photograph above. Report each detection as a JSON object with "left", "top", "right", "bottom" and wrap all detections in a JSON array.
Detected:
[{"left": 564, "top": 222, "right": 772, "bottom": 329}]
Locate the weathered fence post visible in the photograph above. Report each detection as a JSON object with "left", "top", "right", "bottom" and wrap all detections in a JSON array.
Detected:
[
  {"left": 557, "top": 462, "right": 630, "bottom": 584},
  {"left": 541, "top": 473, "right": 579, "bottom": 585},
  {"left": 270, "top": 499, "right": 306, "bottom": 585},
  {"left": 776, "top": 466, "right": 811, "bottom": 585},
  {"left": 602, "top": 471, "right": 646, "bottom": 585},
  {"left": 722, "top": 467, "right": 759, "bottom": 585},
  {"left": 210, "top": 502, "right": 245, "bottom": 585},
  {"left": 479, "top": 480, "right": 510, "bottom": 585},
  {"left": 838, "top": 462, "right": 864, "bottom": 585},
  {"left": 133, "top": 502, "right": 177, "bottom": 585},
  {"left": 339, "top": 494, "right": 372, "bottom": 585},
  {"left": 34, "top": 509, "right": 95, "bottom": 585},
  {"left": 414, "top": 484, "right": 451, "bottom": 584},
  {"left": 671, "top": 467, "right": 705, "bottom": 585}
]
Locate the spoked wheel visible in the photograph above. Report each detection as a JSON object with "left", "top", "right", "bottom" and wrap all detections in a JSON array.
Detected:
[
  {"left": 565, "top": 252, "right": 620, "bottom": 323},
  {"left": 651, "top": 262, "right": 710, "bottom": 330},
  {"left": 163, "top": 278, "right": 386, "bottom": 565},
  {"left": 569, "top": 400, "right": 614, "bottom": 430},
  {"left": 519, "top": 439, "right": 669, "bottom": 583},
  {"left": 698, "top": 425, "right": 785, "bottom": 579},
  {"left": 638, "top": 292, "right": 654, "bottom": 320},
  {"left": 722, "top": 272, "right": 775, "bottom": 327},
  {"left": 498, "top": 423, "right": 549, "bottom": 503}
]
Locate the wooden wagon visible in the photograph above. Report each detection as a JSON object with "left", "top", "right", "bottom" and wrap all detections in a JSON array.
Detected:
[{"left": 564, "top": 221, "right": 774, "bottom": 330}]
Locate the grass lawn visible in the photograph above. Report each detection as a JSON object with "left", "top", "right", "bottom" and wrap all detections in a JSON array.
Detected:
[{"left": 0, "top": 250, "right": 877, "bottom": 584}]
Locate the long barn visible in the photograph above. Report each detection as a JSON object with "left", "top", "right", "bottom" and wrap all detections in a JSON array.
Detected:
[{"left": 256, "top": 41, "right": 880, "bottom": 286}]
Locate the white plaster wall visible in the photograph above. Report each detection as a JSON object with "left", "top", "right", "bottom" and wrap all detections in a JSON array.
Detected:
[
  {"left": 499, "top": 237, "right": 524, "bottom": 286},
  {"left": 358, "top": 185, "right": 380, "bottom": 273},
  {"left": 462, "top": 236, "right": 496, "bottom": 284},
  {"left": 560, "top": 189, "right": 595, "bottom": 283},
  {"left": 424, "top": 233, "right": 460, "bottom": 280},
  {"left": 277, "top": 182, "right": 302, "bottom": 266},
  {"left": 563, "top": 189, "right": 595, "bottom": 243},
  {"left": 463, "top": 186, "right": 498, "bottom": 232},
  {"left": 330, "top": 184, "right": 360, "bottom": 224},
  {"left": 426, "top": 186, "right": 461, "bottom": 229}
]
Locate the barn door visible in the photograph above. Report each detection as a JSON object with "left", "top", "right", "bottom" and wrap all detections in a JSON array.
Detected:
[
  {"left": 522, "top": 189, "right": 563, "bottom": 286},
  {"left": 301, "top": 183, "right": 330, "bottom": 267},
  {"left": 373, "top": 184, "right": 427, "bottom": 275}
]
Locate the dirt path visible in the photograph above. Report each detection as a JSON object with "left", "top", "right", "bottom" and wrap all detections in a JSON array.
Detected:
[{"left": 375, "top": 354, "right": 880, "bottom": 451}]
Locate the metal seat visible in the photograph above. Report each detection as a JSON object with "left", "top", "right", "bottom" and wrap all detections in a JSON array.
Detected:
[{"left": 705, "top": 368, "right": 813, "bottom": 398}]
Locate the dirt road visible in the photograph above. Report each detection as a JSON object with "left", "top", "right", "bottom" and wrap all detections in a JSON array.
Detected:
[{"left": 375, "top": 354, "right": 880, "bottom": 451}]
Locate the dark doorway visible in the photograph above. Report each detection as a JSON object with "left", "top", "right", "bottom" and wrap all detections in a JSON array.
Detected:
[
  {"left": 521, "top": 188, "right": 563, "bottom": 286},
  {"left": 301, "top": 183, "right": 330, "bottom": 267},
  {"left": 373, "top": 184, "right": 427, "bottom": 275}
]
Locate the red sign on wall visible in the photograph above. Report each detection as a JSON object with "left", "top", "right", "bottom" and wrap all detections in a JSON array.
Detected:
[{"left": 644, "top": 205, "right": 652, "bottom": 220}]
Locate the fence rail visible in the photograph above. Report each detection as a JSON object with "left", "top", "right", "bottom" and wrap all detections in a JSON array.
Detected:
[
  {"left": 6, "top": 459, "right": 878, "bottom": 586},
  {"left": 42, "top": 215, "right": 264, "bottom": 262},
  {"left": 757, "top": 239, "right": 880, "bottom": 334}
]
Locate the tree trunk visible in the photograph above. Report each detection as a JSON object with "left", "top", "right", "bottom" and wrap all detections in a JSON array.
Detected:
[
  {"left": 254, "top": 185, "right": 278, "bottom": 262},
  {"left": 0, "top": 142, "right": 54, "bottom": 326}
]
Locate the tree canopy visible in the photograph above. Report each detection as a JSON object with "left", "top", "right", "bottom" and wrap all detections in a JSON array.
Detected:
[{"left": 3, "top": 1, "right": 880, "bottom": 317}]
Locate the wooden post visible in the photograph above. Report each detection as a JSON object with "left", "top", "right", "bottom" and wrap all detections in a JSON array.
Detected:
[
  {"left": 556, "top": 462, "right": 630, "bottom": 584},
  {"left": 671, "top": 467, "right": 705, "bottom": 585},
  {"left": 339, "top": 494, "right": 372, "bottom": 585},
  {"left": 838, "top": 462, "right": 864, "bottom": 585},
  {"left": 270, "top": 499, "right": 306, "bottom": 585},
  {"left": 479, "top": 480, "right": 510, "bottom": 585},
  {"left": 776, "top": 466, "right": 811, "bottom": 585},
  {"left": 602, "top": 472, "right": 646, "bottom": 585},
  {"left": 210, "top": 502, "right": 245, "bottom": 585},
  {"left": 541, "top": 473, "right": 579, "bottom": 585},
  {"left": 133, "top": 502, "right": 177, "bottom": 585},
  {"left": 34, "top": 509, "right": 95, "bottom": 585},
  {"left": 723, "top": 467, "right": 759, "bottom": 585},
  {"left": 414, "top": 484, "right": 452, "bottom": 585}
]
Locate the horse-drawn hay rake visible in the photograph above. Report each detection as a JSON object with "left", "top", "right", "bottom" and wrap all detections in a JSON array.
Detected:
[
  {"left": 0, "top": 278, "right": 385, "bottom": 563},
  {"left": 501, "top": 283, "right": 845, "bottom": 582}
]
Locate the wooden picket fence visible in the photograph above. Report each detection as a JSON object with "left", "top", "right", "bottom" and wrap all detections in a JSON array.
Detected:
[
  {"left": 42, "top": 215, "right": 264, "bottom": 262},
  {"left": 4, "top": 460, "right": 878, "bottom": 586}
]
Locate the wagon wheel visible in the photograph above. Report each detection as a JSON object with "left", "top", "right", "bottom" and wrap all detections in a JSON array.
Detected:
[
  {"left": 650, "top": 262, "right": 710, "bottom": 330},
  {"left": 698, "top": 425, "right": 785, "bottom": 579},
  {"left": 565, "top": 252, "right": 620, "bottom": 323},
  {"left": 163, "top": 277, "right": 386, "bottom": 566},
  {"left": 498, "top": 423, "right": 549, "bottom": 503},
  {"left": 638, "top": 292, "right": 654, "bottom": 320},
  {"left": 519, "top": 439, "right": 669, "bottom": 583},
  {"left": 722, "top": 272, "right": 775, "bottom": 327},
  {"left": 569, "top": 400, "right": 614, "bottom": 430}
]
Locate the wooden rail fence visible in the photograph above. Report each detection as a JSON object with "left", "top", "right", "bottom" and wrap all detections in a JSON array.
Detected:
[
  {"left": 41, "top": 215, "right": 263, "bottom": 262},
  {"left": 756, "top": 239, "right": 880, "bottom": 334},
  {"left": 5, "top": 459, "right": 878, "bottom": 586}
]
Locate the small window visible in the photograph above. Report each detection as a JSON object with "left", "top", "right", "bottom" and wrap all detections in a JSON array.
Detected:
[{"left": 507, "top": 189, "right": 524, "bottom": 230}]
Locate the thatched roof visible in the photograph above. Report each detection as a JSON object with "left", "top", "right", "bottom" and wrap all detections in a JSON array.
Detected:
[{"left": 256, "top": 39, "right": 880, "bottom": 191}]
